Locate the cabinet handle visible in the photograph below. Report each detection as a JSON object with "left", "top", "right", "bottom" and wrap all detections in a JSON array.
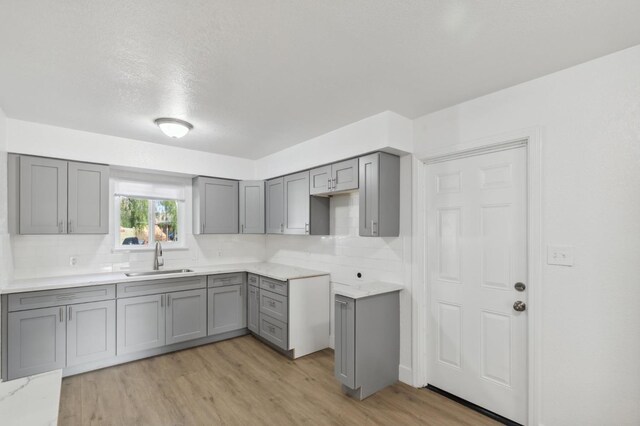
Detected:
[
  {"left": 305, "top": 223, "right": 309, "bottom": 234},
  {"left": 327, "top": 178, "right": 332, "bottom": 191},
  {"left": 59, "top": 307, "right": 64, "bottom": 322},
  {"left": 241, "top": 224, "right": 244, "bottom": 234},
  {"left": 371, "top": 220, "right": 377, "bottom": 236},
  {"left": 58, "top": 220, "right": 63, "bottom": 233},
  {"left": 332, "top": 178, "right": 336, "bottom": 190},
  {"left": 161, "top": 294, "right": 165, "bottom": 307},
  {"left": 201, "top": 223, "right": 205, "bottom": 233},
  {"left": 68, "top": 306, "right": 72, "bottom": 321},
  {"left": 68, "top": 220, "right": 72, "bottom": 234},
  {"left": 336, "top": 299, "right": 349, "bottom": 306},
  {"left": 280, "top": 223, "right": 284, "bottom": 233}
]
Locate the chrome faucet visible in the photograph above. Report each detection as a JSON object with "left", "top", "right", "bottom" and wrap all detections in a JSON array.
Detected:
[{"left": 153, "top": 242, "right": 164, "bottom": 270}]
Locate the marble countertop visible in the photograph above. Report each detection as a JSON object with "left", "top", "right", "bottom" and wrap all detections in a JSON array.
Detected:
[
  {"left": 0, "top": 369, "right": 62, "bottom": 425},
  {"left": 333, "top": 281, "right": 404, "bottom": 299},
  {"left": 1, "top": 262, "right": 329, "bottom": 294}
]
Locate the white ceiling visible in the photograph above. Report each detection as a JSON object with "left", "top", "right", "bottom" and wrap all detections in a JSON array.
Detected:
[{"left": 1, "top": 1, "right": 640, "bottom": 159}]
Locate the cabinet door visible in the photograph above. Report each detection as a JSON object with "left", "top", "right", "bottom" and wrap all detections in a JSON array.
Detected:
[
  {"left": 309, "top": 165, "right": 331, "bottom": 195},
  {"left": 208, "top": 284, "right": 246, "bottom": 335},
  {"left": 266, "top": 178, "right": 284, "bottom": 234},
  {"left": 359, "top": 153, "right": 379, "bottom": 237},
  {"left": 283, "top": 171, "right": 310, "bottom": 235},
  {"left": 334, "top": 296, "right": 355, "bottom": 388},
  {"left": 66, "top": 300, "right": 116, "bottom": 367},
  {"left": 117, "top": 294, "right": 165, "bottom": 355},
  {"left": 247, "top": 285, "right": 260, "bottom": 334},
  {"left": 197, "top": 177, "right": 239, "bottom": 234},
  {"left": 166, "top": 289, "right": 207, "bottom": 345},
  {"left": 7, "top": 306, "right": 66, "bottom": 379},
  {"left": 239, "top": 181, "right": 265, "bottom": 234},
  {"left": 19, "top": 156, "right": 68, "bottom": 234},
  {"left": 332, "top": 158, "right": 359, "bottom": 192},
  {"left": 67, "top": 162, "right": 109, "bottom": 234}
]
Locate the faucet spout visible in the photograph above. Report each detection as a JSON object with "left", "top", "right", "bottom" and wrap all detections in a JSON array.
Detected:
[{"left": 153, "top": 242, "right": 164, "bottom": 270}]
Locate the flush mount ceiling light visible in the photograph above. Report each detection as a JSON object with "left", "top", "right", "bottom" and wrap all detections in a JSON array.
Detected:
[{"left": 154, "top": 118, "right": 193, "bottom": 138}]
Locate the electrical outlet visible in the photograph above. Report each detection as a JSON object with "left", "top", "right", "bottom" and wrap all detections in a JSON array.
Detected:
[
  {"left": 69, "top": 256, "right": 78, "bottom": 266},
  {"left": 547, "top": 245, "right": 574, "bottom": 266}
]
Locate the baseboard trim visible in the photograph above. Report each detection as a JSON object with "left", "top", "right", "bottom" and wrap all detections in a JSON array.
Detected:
[
  {"left": 426, "top": 384, "right": 523, "bottom": 426},
  {"left": 398, "top": 364, "right": 412, "bottom": 385}
]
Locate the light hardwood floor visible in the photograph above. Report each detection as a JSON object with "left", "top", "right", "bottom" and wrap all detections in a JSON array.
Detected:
[{"left": 59, "top": 335, "right": 498, "bottom": 425}]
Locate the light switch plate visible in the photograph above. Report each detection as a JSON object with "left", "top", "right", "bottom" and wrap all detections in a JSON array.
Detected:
[{"left": 547, "top": 245, "right": 574, "bottom": 266}]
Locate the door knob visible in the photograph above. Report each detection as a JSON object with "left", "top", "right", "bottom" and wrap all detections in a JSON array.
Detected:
[
  {"left": 514, "top": 282, "right": 526, "bottom": 292},
  {"left": 513, "top": 301, "right": 527, "bottom": 312}
]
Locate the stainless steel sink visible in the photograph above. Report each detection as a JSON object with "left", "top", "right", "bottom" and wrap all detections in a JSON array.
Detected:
[{"left": 125, "top": 269, "right": 194, "bottom": 277}]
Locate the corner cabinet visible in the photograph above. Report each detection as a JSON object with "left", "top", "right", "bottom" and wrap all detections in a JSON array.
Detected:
[
  {"left": 267, "top": 171, "right": 329, "bottom": 235},
  {"left": 359, "top": 152, "right": 400, "bottom": 237},
  {"left": 239, "top": 180, "right": 265, "bottom": 234},
  {"left": 193, "top": 176, "right": 239, "bottom": 234},
  {"left": 14, "top": 155, "right": 109, "bottom": 235}
]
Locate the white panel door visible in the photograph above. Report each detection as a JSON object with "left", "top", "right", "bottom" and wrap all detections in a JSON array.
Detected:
[{"left": 426, "top": 147, "right": 527, "bottom": 424}]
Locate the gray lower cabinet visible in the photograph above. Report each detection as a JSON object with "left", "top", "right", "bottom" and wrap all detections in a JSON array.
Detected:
[
  {"left": 117, "top": 294, "right": 165, "bottom": 355},
  {"left": 15, "top": 155, "right": 110, "bottom": 235},
  {"left": 208, "top": 284, "right": 246, "bottom": 335},
  {"left": 359, "top": 152, "right": 400, "bottom": 237},
  {"left": 266, "top": 177, "right": 284, "bottom": 234},
  {"left": 166, "top": 289, "right": 207, "bottom": 345},
  {"left": 334, "top": 291, "right": 400, "bottom": 400},
  {"left": 7, "top": 306, "right": 66, "bottom": 380},
  {"left": 247, "top": 284, "right": 260, "bottom": 334},
  {"left": 259, "top": 313, "right": 288, "bottom": 350},
  {"left": 239, "top": 180, "right": 265, "bottom": 234},
  {"left": 193, "top": 176, "right": 239, "bottom": 234},
  {"left": 66, "top": 300, "right": 116, "bottom": 367}
]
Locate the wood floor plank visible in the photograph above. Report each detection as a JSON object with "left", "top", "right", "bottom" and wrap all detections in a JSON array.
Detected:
[{"left": 59, "top": 335, "right": 499, "bottom": 426}]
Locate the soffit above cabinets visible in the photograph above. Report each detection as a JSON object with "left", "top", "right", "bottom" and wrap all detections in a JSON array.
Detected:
[{"left": 2, "top": 1, "right": 640, "bottom": 159}]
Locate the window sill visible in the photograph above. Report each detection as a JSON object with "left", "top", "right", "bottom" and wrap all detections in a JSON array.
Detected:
[{"left": 112, "top": 246, "right": 189, "bottom": 253}]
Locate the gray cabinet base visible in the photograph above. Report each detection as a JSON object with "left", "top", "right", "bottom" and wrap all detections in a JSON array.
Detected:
[{"left": 60, "top": 328, "right": 249, "bottom": 378}]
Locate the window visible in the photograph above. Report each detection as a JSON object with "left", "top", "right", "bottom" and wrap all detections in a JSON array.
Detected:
[{"left": 114, "top": 175, "right": 187, "bottom": 249}]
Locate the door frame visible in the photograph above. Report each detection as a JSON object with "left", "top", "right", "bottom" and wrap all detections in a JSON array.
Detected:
[{"left": 411, "top": 127, "right": 543, "bottom": 426}]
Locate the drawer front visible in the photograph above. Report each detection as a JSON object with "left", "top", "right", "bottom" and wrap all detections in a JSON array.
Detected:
[
  {"left": 8, "top": 284, "right": 115, "bottom": 312},
  {"left": 259, "top": 313, "right": 288, "bottom": 350},
  {"left": 117, "top": 277, "right": 206, "bottom": 298},
  {"left": 259, "top": 276, "right": 288, "bottom": 296},
  {"left": 259, "top": 289, "right": 288, "bottom": 323},
  {"left": 207, "top": 273, "right": 245, "bottom": 288},
  {"left": 247, "top": 273, "right": 259, "bottom": 287}
]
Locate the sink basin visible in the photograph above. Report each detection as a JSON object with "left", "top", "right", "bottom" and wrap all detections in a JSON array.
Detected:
[{"left": 125, "top": 269, "right": 194, "bottom": 277}]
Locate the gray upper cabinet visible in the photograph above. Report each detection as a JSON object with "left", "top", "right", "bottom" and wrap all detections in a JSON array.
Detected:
[
  {"left": 239, "top": 180, "right": 265, "bottom": 234},
  {"left": 68, "top": 162, "right": 109, "bottom": 234},
  {"left": 310, "top": 158, "right": 359, "bottom": 195},
  {"left": 284, "top": 171, "right": 310, "bottom": 235},
  {"left": 66, "top": 300, "right": 116, "bottom": 367},
  {"left": 266, "top": 177, "right": 284, "bottom": 234},
  {"left": 16, "top": 155, "right": 109, "bottom": 235},
  {"left": 117, "top": 294, "right": 165, "bottom": 355},
  {"left": 7, "top": 306, "right": 66, "bottom": 379},
  {"left": 166, "top": 289, "right": 207, "bottom": 345},
  {"left": 19, "top": 156, "right": 68, "bottom": 234},
  {"left": 309, "top": 165, "right": 331, "bottom": 195},
  {"left": 193, "top": 176, "right": 239, "bottom": 234},
  {"left": 359, "top": 152, "right": 400, "bottom": 237}
]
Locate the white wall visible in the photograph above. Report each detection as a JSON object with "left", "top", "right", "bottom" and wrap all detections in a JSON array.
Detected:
[
  {"left": 255, "top": 111, "right": 412, "bottom": 178},
  {"left": 6, "top": 119, "right": 256, "bottom": 180},
  {"left": 413, "top": 45, "right": 640, "bottom": 425},
  {"left": 266, "top": 155, "right": 413, "bottom": 382},
  {"left": 0, "top": 107, "right": 11, "bottom": 287}
]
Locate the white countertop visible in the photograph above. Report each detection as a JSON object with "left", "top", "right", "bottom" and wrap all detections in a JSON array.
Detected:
[
  {"left": 1, "top": 262, "right": 329, "bottom": 294},
  {"left": 0, "top": 369, "right": 62, "bottom": 425},
  {"left": 333, "top": 281, "right": 404, "bottom": 299}
]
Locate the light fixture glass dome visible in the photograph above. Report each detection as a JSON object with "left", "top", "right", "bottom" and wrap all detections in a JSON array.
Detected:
[{"left": 154, "top": 118, "right": 193, "bottom": 138}]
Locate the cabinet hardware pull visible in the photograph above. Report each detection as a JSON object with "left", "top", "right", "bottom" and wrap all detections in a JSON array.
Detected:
[
  {"left": 336, "top": 299, "right": 348, "bottom": 305},
  {"left": 328, "top": 178, "right": 331, "bottom": 190},
  {"left": 68, "top": 306, "right": 72, "bottom": 321},
  {"left": 241, "top": 224, "right": 244, "bottom": 234},
  {"left": 58, "top": 220, "right": 63, "bottom": 233},
  {"left": 167, "top": 294, "right": 171, "bottom": 306},
  {"left": 304, "top": 223, "right": 309, "bottom": 234},
  {"left": 68, "top": 220, "right": 72, "bottom": 233},
  {"left": 280, "top": 223, "right": 284, "bottom": 233},
  {"left": 332, "top": 178, "right": 336, "bottom": 190},
  {"left": 59, "top": 307, "right": 64, "bottom": 322}
]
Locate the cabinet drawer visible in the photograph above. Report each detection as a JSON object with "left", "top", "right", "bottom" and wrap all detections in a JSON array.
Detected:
[
  {"left": 117, "top": 277, "right": 205, "bottom": 298},
  {"left": 247, "top": 273, "right": 259, "bottom": 287},
  {"left": 259, "top": 276, "right": 288, "bottom": 296},
  {"left": 259, "top": 289, "right": 288, "bottom": 323},
  {"left": 208, "top": 273, "right": 245, "bottom": 287},
  {"left": 8, "top": 284, "right": 115, "bottom": 312},
  {"left": 259, "top": 313, "right": 288, "bottom": 351}
]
